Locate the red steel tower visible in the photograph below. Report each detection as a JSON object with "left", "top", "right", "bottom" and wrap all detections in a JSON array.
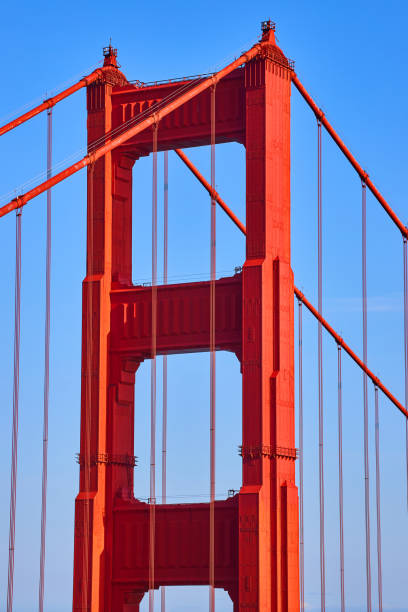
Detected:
[{"left": 73, "top": 23, "right": 299, "bottom": 611}]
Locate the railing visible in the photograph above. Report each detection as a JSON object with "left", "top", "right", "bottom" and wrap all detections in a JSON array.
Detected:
[{"left": 129, "top": 72, "right": 215, "bottom": 88}]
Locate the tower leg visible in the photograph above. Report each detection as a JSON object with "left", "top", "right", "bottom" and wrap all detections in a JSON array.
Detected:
[
  {"left": 239, "top": 29, "right": 299, "bottom": 611},
  {"left": 72, "top": 69, "right": 135, "bottom": 611},
  {"left": 228, "top": 585, "right": 239, "bottom": 611}
]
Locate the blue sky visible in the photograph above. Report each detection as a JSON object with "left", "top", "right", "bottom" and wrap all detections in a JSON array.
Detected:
[{"left": 0, "top": 1, "right": 407, "bottom": 611}]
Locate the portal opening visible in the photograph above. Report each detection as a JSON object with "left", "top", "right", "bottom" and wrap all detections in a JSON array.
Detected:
[
  {"left": 133, "top": 350, "right": 242, "bottom": 504},
  {"left": 131, "top": 142, "right": 246, "bottom": 286}
]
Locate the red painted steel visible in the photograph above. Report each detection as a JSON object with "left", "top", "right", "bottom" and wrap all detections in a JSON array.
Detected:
[
  {"left": 112, "top": 70, "right": 246, "bottom": 153},
  {"left": 1, "top": 22, "right": 404, "bottom": 612},
  {"left": 292, "top": 74, "right": 408, "bottom": 238},
  {"left": 1, "top": 26, "right": 406, "bottom": 612},
  {"left": 72, "top": 24, "right": 299, "bottom": 611},
  {"left": 111, "top": 496, "right": 239, "bottom": 607},
  {"left": 110, "top": 276, "right": 243, "bottom": 360}
]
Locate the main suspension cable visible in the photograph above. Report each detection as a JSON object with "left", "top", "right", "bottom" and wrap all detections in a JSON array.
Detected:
[
  {"left": 38, "top": 107, "right": 52, "bottom": 612},
  {"left": 0, "top": 76, "right": 204, "bottom": 209},
  {"left": 161, "top": 149, "right": 168, "bottom": 612},
  {"left": 298, "top": 300, "right": 304, "bottom": 612},
  {"left": 374, "top": 386, "right": 383, "bottom": 612},
  {"left": 337, "top": 345, "right": 345, "bottom": 612},
  {"left": 209, "top": 84, "right": 216, "bottom": 612},
  {"left": 292, "top": 75, "right": 408, "bottom": 239},
  {"left": 362, "top": 181, "right": 372, "bottom": 612},
  {"left": 6, "top": 207, "right": 22, "bottom": 612},
  {"left": 149, "top": 124, "right": 158, "bottom": 612},
  {"left": 0, "top": 61, "right": 103, "bottom": 136},
  {"left": 0, "top": 72, "right": 224, "bottom": 210},
  {"left": 317, "top": 118, "right": 326, "bottom": 612}
]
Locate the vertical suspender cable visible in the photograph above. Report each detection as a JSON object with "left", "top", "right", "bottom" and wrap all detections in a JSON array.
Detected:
[
  {"left": 362, "top": 181, "right": 372, "bottom": 612},
  {"left": 82, "top": 162, "right": 95, "bottom": 609},
  {"left": 317, "top": 118, "right": 326, "bottom": 612},
  {"left": 149, "top": 124, "right": 158, "bottom": 612},
  {"left": 403, "top": 238, "right": 408, "bottom": 509},
  {"left": 337, "top": 345, "right": 345, "bottom": 612},
  {"left": 374, "top": 386, "right": 383, "bottom": 612},
  {"left": 6, "top": 207, "right": 22, "bottom": 612},
  {"left": 298, "top": 301, "right": 304, "bottom": 612},
  {"left": 39, "top": 107, "right": 52, "bottom": 612},
  {"left": 209, "top": 84, "right": 216, "bottom": 612},
  {"left": 161, "top": 149, "right": 168, "bottom": 612}
]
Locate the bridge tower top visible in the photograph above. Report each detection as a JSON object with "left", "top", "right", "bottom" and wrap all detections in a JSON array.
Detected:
[
  {"left": 103, "top": 43, "right": 118, "bottom": 67},
  {"left": 261, "top": 19, "right": 276, "bottom": 40}
]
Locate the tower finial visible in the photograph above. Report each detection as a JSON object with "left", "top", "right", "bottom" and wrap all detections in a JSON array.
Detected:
[
  {"left": 103, "top": 42, "right": 118, "bottom": 67},
  {"left": 261, "top": 19, "right": 275, "bottom": 34},
  {"left": 260, "top": 19, "right": 276, "bottom": 42}
]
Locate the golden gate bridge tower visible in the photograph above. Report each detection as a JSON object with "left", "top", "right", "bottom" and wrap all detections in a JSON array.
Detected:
[{"left": 73, "top": 22, "right": 299, "bottom": 611}]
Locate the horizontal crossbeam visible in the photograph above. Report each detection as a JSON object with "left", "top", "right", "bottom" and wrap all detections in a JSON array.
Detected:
[
  {"left": 110, "top": 276, "right": 242, "bottom": 359},
  {"left": 112, "top": 495, "right": 238, "bottom": 590}
]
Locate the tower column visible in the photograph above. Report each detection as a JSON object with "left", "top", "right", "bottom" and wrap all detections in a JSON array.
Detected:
[
  {"left": 72, "top": 47, "right": 132, "bottom": 612},
  {"left": 239, "top": 26, "right": 299, "bottom": 612}
]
